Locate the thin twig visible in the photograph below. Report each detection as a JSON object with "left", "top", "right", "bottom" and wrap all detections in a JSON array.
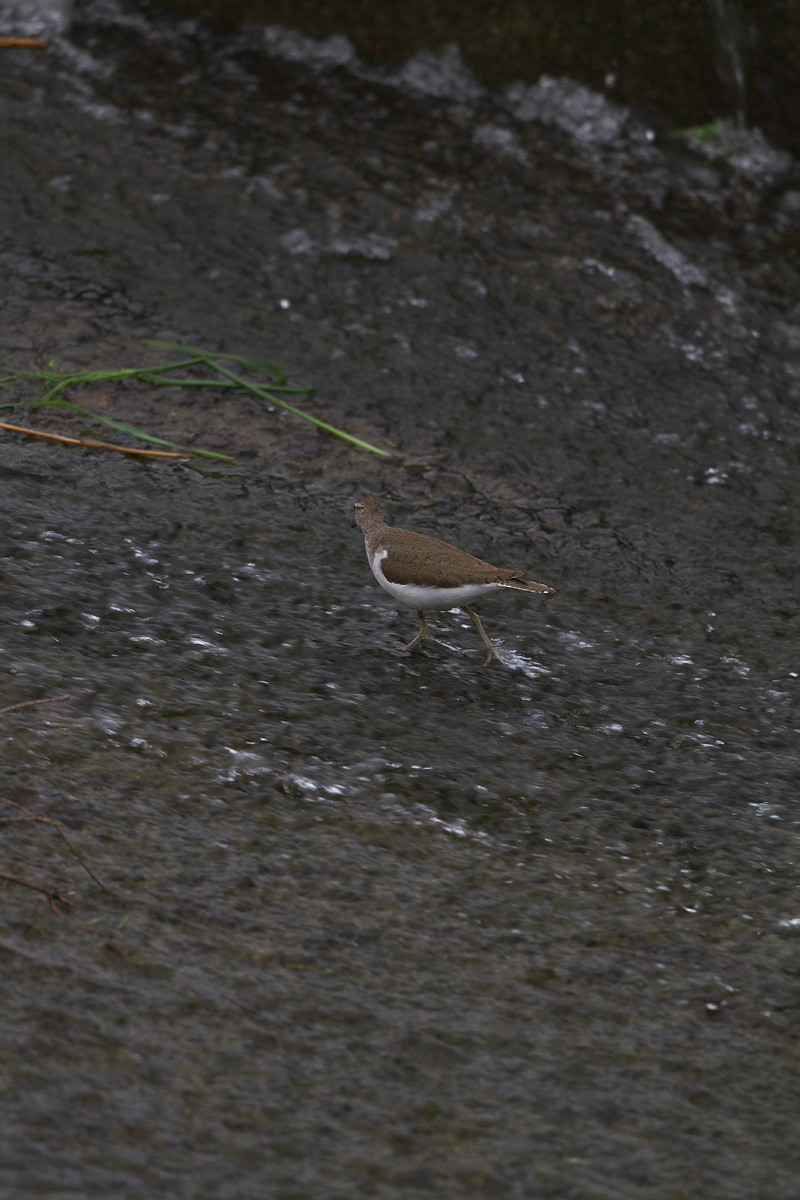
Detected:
[
  {"left": 0, "top": 797, "right": 110, "bottom": 894},
  {"left": 0, "top": 421, "right": 192, "bottom": 458},
  {"left": 0, "top": 871, "right": 70, "bottom": 915},
  {"left": 0, "top": 693, "right": 71, "bottom": 717}
]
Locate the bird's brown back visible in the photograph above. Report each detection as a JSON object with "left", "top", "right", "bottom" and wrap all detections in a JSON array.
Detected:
[{"left": 381, "top": 527, "right": 536, "bottom": 589}]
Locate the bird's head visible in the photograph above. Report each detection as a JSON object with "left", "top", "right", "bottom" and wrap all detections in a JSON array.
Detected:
[{"left": 354, "top": 496, "right": 383, "bottom": 530}]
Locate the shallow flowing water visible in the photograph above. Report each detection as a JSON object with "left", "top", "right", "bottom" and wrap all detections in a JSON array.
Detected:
[{"left": 1, "top": 2, "right": 800, "bottom": 1197}]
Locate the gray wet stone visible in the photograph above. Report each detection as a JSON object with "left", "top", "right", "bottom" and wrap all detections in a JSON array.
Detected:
[{"left": 1, "top": 5, "right": 800, "bottom": 1199}]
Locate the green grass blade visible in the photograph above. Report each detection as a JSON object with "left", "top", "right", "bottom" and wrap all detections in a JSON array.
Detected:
[
  {"left": 135, "top": 373, "right": 312, "bottom": 395},
  {"left": 145, "top": 341, "right": 389, "bottom": 454},
  {"left": 145, "top": 341, "right": 287, "bottom": 385},
  {"left": 667, "top": 123, "right": 720, "bottom": 140},
  {"left": 0, "top": 343, "right": 390, "bottom": 457},
  {"left": 210, "top": 360, "right": 391, "bottom": 456}
]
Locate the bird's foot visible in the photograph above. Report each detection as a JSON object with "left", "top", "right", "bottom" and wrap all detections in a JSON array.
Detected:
[
  {"left": 394, "top": 637, "right": 422, "bottom": 652},
  {"left": 463, "top": 606, "right": 503, "bottom": 665},
  {"left": 395, "top": 612, "right": 429, "bottom": 652}
]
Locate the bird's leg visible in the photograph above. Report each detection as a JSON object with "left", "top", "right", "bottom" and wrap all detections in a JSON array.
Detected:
[
  {"left": 463, "top": 606, "right": 502, "bottom": 664},
  {"left": 399, "top": 611, "right": 429, "bottom": 651}
]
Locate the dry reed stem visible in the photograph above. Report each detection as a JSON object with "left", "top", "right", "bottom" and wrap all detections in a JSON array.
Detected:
[{"left": 0, "top": 421, "right": 192, "bottom": 457}]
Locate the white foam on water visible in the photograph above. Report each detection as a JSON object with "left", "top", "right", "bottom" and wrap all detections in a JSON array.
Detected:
[
  {"left": 505, "top": 75, "right": 630, "bottom": 145},
  {"left": 627, "top": 215, "right": 709, "bottom": 289},
  {"left": 262, "top": 27, "right": 356, "bottom": 70},
  {"left": 0, "top": 0, "right": 72, "bottom": 36}
]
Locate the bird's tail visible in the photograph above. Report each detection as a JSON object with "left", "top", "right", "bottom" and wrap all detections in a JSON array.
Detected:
[{"left": 502, "top": 576, "right": 555, "bottom": 594}]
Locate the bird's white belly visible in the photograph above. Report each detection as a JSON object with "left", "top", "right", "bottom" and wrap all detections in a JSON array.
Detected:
[{"left": 370, "top": 550, "right": 497, "bottom": 610}]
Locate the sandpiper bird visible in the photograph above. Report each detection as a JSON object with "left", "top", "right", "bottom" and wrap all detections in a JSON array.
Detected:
[{"left": 354, "top": 496, "right": 554, "bottom": 662}]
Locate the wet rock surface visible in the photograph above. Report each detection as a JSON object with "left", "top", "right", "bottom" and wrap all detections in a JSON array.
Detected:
[
  {"left": 156, "top": 0, "right": 800, "bottom": 156},
  {"left": 1, "top": 3, "right": 800, "bottom": 1197}
]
